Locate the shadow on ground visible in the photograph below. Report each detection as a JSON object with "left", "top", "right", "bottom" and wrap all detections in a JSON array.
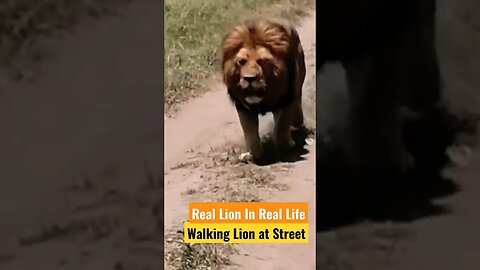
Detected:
[
  {"left": 255, "top": 126, "right": 314, "bottom": 166},
  {"left": 316, "top": 106, "right": 477, "bottom": 232}
]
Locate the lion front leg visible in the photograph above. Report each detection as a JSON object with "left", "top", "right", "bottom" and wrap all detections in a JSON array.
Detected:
[
  {"left": 291, "top": 98, "right": 305, "bottom": 129},
  {"left": 273, "top": 103, "right": 296, "bottom": 151},
  {"left": 236, "top": 106, "right": 264, "bottom": 162}
]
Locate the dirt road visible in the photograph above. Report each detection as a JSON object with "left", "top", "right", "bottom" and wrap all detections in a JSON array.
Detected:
[{"left": 164, "top": 13, "right": 317, "bottom": 270}]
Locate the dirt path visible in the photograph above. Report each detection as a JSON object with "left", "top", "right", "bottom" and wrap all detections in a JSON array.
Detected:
[{"left": 164, "top": 13, "right": 316, "bottom": 269}]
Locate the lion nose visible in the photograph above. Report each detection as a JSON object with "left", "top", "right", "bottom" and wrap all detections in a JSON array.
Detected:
[{"left": 243, "top": 75, "right": 257, "bottom": 83}]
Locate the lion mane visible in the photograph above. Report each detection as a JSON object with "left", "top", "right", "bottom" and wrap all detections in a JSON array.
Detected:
[{"left": 221, "top": 18, "right": 305, "bottom": 115}]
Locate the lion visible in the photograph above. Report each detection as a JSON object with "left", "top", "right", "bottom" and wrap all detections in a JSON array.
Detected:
[
  {"left": 317, "top": 0, "right": 441, "bottom": 172},
  {"left": 221, "top": 18, "right": 306, "bottom": 162}
]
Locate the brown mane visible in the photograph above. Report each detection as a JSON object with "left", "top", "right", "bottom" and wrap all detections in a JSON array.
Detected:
[
  {"left": 220, "top": 18, "right": 304, "bottom": 116},
  {"left": 221, "top": 19, "right": 292, "bottom": 73}
]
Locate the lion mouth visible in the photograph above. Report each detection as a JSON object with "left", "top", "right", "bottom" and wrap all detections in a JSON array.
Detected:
[
  {"left": 245, "top": 95, "right": 264, "bottom": 104},
  {"left": 244, "top": 88, "right": 265, "bottom": 104},
  {"left": 240, "top": 85, "right": 266, "bottom": 105}
]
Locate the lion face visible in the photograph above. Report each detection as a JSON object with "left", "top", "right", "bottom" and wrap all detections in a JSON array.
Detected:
[
  {"left": 233, "top": 46, "right": 279, "bottom": 104},
  {"left": 222, "top": 19, "right": 291, "bottom": 107}
]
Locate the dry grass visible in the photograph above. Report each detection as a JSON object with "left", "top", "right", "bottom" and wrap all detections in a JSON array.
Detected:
[
  {"left": 164, "top": 0, "right": 315, "bottom": 113},
  {"left": 165, "top": 230, "right": 238, "bottom": 270}
]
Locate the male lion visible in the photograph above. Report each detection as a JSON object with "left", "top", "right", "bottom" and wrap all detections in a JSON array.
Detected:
[
  {"left": 221, "top": 18, "right": 306, "bottom": 163},
  {"left": 317, "top": 0, "right": 441, "bottom": 172}
]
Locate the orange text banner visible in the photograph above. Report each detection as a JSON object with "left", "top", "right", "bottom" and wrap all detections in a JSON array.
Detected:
[{"left": 188, "top": 202, "right": 308, "bottom": 223}]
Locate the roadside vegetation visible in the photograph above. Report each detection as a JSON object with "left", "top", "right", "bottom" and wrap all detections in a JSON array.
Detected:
[{"left": 164, "top": 0, "right": 315, "bottom": 113}]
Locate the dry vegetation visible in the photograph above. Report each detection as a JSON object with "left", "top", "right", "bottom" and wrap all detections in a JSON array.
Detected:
[
  {"left": 164, "top": 0, "right": 315, "bottom": 113},
  {"left": 165, "top": 142, "right": 295, "bottom": 270}
]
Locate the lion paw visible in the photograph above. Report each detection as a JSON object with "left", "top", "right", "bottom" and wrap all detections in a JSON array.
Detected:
[
  {"left": 239, "top": 145, "right": 264, "bottom": 163},
  {"left": 239, "top": 152, "right": 253, "bottom": 162}
]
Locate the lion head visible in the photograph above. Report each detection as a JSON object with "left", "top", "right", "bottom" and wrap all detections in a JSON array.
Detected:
[{"left": 221, "top": 18, "right": 294, "bottom": 108}]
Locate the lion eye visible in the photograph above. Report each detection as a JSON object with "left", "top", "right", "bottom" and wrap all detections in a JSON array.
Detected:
[
  {"left": 237, "top": 59, "right": 247, "bottom": 66},
  {"left": 257, "top": 58, "right": 270, "bottom": 66}
]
